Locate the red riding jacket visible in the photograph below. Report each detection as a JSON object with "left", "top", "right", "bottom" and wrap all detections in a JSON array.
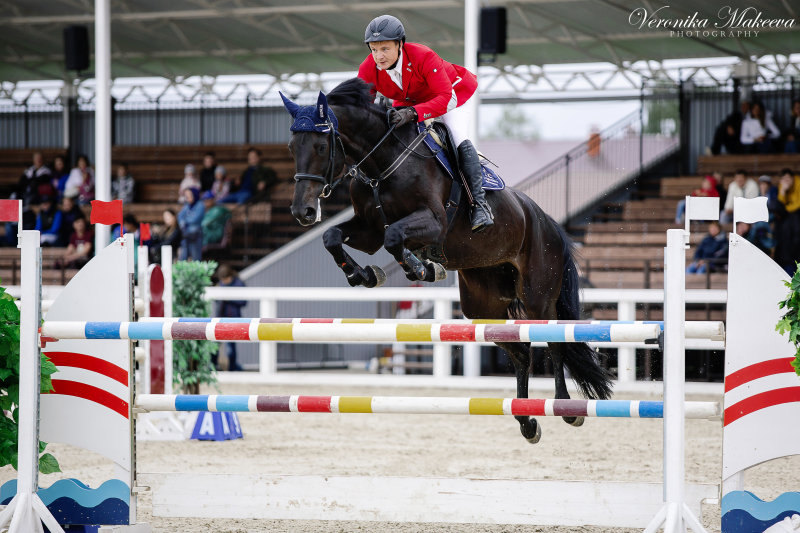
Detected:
[{"left": 357, "top": 42, "right": 478, "bottom": 121}]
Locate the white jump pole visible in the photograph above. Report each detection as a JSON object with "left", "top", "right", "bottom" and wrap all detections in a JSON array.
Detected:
[
  {"left": 0, "top": 231, "right": 64, "bottom": 533},
  {"left": 94, "top": 0, "right": 111, "bottom": 254}
]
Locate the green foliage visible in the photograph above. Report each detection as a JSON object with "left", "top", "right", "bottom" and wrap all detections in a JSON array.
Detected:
[
  {"left": 0, "top": 283, "right": 60, "bottom": 473},
  {"left": 644, "top": 98, "right": 679, "bottom": 136},
  {"left": 483, "top": 104, "right": 540, "bottom": 141},
  {"left": 777, "top": 265, "right": 800, "bottom": 376},
  {"left": 172, "top": 261, "right": 219, "bottom": 394}
]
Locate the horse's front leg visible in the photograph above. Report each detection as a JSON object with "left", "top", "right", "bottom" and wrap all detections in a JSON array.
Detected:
[
  {"left": 323, "top": 217, "right": 385, "bottom": 288},
  {"left": 384, "top": 208, "right": 447, "bottom": 282}
]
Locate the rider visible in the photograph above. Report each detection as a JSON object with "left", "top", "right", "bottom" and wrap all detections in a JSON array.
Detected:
[{"left": 358, "top": 14, "right": 494, "bottom": 233}]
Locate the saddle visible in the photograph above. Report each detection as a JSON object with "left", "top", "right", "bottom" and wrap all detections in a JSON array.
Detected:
[{"left": 417, "top": 120, "right": 506, "bottom": 191}]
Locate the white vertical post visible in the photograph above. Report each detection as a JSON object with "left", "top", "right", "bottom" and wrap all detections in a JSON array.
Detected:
[
  {"left": 137, "top": 246, "right": 150, "bottom": 395},
  {"left": 161, "top": 245, "right": 173, "bottom": 395},
  {"left": 616, "top": 299, "right": 636, "bottom": 382},
  {"left": 463, "top": 344, "right": 481, "bottom": 378},
  {"left": 94, "top": 0, "right": 112, "bottom": 253},
  {"left": 432, "top": 298, "right": 451, "bottom": 378},
  {"left": 645, "top": 228, "right": 706, "bottom": 533},
  {"left": 463, "top": 0, "right": 480, "bottom": 144},
  {"left": 259, "top": 298, "right": 277, "bottom": 375},
  {"left": 0, "top": 231, "right": 64, "bottom": 532}
]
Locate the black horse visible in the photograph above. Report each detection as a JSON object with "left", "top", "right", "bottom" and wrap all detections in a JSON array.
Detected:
[{"left": 280, "top": 78, "right": 612, "bottom": 443}]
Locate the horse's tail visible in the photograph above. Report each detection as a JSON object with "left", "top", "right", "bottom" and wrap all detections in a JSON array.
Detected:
[{"left": 553, "top": 222, "right": 614, "bottom": 400}]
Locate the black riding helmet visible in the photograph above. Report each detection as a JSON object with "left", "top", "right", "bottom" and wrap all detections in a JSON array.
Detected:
[{"left": 364, "top": 15, "right": 405, "bottom": 44}]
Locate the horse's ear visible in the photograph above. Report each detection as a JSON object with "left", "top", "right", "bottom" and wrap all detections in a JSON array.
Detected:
[
  {"left": 316, "top": 91, "right": 329, "bottom": 121},
  {"left": 280, "top": 92, "right": 300, "bottom": 118}
]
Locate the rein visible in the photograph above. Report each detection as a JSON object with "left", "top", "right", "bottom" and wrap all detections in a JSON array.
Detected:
[{"left": 292, "top": 119, "right": 346, "bottom": 198}]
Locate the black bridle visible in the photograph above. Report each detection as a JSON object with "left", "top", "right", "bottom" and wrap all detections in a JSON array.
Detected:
[{"left": 292, "top": 118, "right": 347, "bottom": 198}]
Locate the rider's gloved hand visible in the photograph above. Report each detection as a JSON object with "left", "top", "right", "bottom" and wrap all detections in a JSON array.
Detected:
[{"left": 389, "top": 107, "right": 418, "bottom": 127}]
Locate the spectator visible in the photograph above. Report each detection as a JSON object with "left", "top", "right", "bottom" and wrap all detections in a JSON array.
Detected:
[
  {"left": 111, "top": 214, "right": 140, "bottom": 243},
  {"left": 16, "top": 151, "right": 52, "bottom": 206},
  {"left": 64, "top": 154, "right": 95, "bottom": 205},
  {"left": 214, "top": 264, "right": 246, "bottom": 371},
  {"left": 721, "top": 169, "right": 759, "bottom": 223},
  {"left": 211, "top": 165, "right": 230, "bottom": 200},
  {"left": 774, "top": 169, "right": 800, "bottom": 275},
  {"left": 784, "top": 99, "right": 800, "bottom": 153},
  {"left": 675, "top": 174, "right": 720, "bottom": 224},
  {"left": 201, "top": 191, "right": 231, "bottom": 247},
  {"left": 711, "top": 100, "right": 749, "bottom": 155},
  {"left": 177, "top": 188, "right": 204, "bottom": 261},
  {"left": 199, "top": 151, "right": 217, "bottom": 192},
  {"left": 148, "top": 209, "right": 182, "bottom": 264},
  {"left": 51, "top": 155, "right": 70, "bottom": 198},
  {"left": 736, "top": 221, "right": 774, "bottom": 255},
  {"left": 178, "top": 164, "right": 201, "bottom": 203},
  {"left": 740, "top": 101, "right": 781, "bottom": 153},
  {"left": 221, "top": 147, "right": 276, "bottom": 204},
  {"left": 758, "top": 174, "right": 780, "bottom": 219},
  {"left": 62, "top": 216, "right": 94, "bottom": 268},
  {"left": 57, "top": 195, "right": 83, "bottom": 247},
  {"left": 687, "top": 221, "right": 728, "bottom": 274},
  {"left": 112, "top": 163, "right": 135, "bottom": 203},
  {"left": 34, "top": 195, "right": 62, "bottom": 246}
]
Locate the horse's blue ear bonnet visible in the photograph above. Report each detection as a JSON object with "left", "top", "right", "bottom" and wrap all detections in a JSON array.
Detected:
[{"left": 280, "top": 91, "right": 338, "bottom": 134}]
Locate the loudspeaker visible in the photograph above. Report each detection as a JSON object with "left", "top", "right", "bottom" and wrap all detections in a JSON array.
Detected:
[
  {"left": 479, "top": 7, "right": 507, "bottom": 55},
  {"left": 63, "top": 25, "right": 90, "bottom": 72}
]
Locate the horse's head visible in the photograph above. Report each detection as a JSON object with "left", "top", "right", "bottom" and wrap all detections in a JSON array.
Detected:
[{"left": 281, "top": 91, "right": 345, "bottom": 226}]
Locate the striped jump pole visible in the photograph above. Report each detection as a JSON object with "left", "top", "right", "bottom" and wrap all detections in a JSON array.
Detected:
[
  {"left": 42, "top": 321, "right": 662, "bottom": 343},
  {"left": 139, "top": 317, "right": 725, "bottom": 341},
  {"left": 135, "top": 394, "right": 721, "bottom": 420}
]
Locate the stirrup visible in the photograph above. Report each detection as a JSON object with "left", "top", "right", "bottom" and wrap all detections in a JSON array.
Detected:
[{"left": 470, "top": 201, "right": 494, "bottom": 232}]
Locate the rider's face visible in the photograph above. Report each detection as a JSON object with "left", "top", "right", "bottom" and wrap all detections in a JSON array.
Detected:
[{"left": 369, "top": 40, "right": 400, "bottom": 70}]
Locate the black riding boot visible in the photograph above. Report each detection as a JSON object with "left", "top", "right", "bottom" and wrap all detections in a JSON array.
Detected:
[{"left": 457, "top": 140, "right": 494, "bottom": 232}]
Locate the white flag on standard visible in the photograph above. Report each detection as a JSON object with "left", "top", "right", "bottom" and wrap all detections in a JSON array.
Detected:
[{"left": 733, "top": 196, "right": 769, "bottom": 225}]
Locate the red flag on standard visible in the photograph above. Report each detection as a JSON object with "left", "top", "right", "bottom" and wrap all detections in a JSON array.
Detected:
[
  {"left": 140, "top": 223, "right": 151, "bottom": 242},
  {"left": 0, "top": 200, "right": 20, "bottom": 222},
  {"left": 90, "top": 199, "right": 123, "bottom": 226}
]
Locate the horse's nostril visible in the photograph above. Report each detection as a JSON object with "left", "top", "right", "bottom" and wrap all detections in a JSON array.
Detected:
[{"left": 304, "top": 207, "right": 316, "bottom": 219}]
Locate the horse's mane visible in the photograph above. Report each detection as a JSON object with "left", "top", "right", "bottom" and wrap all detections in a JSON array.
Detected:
[{"left": 327, "top": 78, "right": 383, "bottom": 114}]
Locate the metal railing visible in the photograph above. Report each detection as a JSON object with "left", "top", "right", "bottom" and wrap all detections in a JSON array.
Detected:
[{"left": 513, "top": 89, "right": 680, "bottom": 224}]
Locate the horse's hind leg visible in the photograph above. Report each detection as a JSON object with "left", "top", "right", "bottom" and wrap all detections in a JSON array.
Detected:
[
  {"left": 498, "top": 341, "right": 541, "bottom": 444},
  {"left": 549, "top": 343, "right": 585, "bottom": 427}
]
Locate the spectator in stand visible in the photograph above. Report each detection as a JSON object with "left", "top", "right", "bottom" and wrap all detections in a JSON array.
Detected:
[
  {"left": 675, "top": 173, "right": 720, "bottom": 224},
  {"left": 214, "top": 264, "right": 246, "bottom": 371},
  {"left": 199, "top": 151, "right": 217, "bottom": 192},
  {"left": 178, "top": 164, "right": 201, "bottom": 203},
  {"left": 774, "top": 168, "right": 800, "bottom": 275},
  {"left": 758, "top": 174, "right": 780, "bottom": 218},
  {"left": 221, "top": 147, "right": 275, "bottom": 204},
  {"left": 784, "top": 99, "right": 800, "bottom": 153},
  {"left": 721, "top": 169, "right": 759, "bottom": 223},
  {"left": 210, "top": 165, "right": 230, "bottom": 201},
  {"left": 9, "top": 152, "right": 53, "bottom": 243},
  {"left": 62, "top": 216, "right": 94, "bottom": 268},
  {"left": 35, "top": 195, "right": 62, "bottom": 246},
  {"left": 710, "top": 100, "right": 749, "bottom": 155},
  {"left": 177, "top": 188, "right": 204, "bottom": 261},
  {"left": 736, "top": 221, "right": 774, "bottom": 255},
  {"left": 148, "top": 208, "right": 182, "bottom": 264},
  {"left": 740, "top": 101, "right": 781, "bottom": 154},
  {"left": 687, "top": 221, "right": 728, "bottom": 274},
  {"left": 112, "top": 163, "right": 135, "bottom": 203},
  {"left": 57, "top": 195, "right": 83, "bottom": 247},
  {"left": 111, "top": 214, "right": 140, "bottom": 242},
  {"left": 201, "top": 191, "right": 231, "bottom": 247},
  {"left": 64, "top": 154, "right": 95, "bottom": 205},
  {"left": 51, "top": 155, "right": 70, "bottom": 199}
]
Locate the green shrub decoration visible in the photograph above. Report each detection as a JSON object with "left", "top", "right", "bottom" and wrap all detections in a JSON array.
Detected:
[
  {"left": 777, "top": 265, "right": 800, "bottom": 376},
  {"left": 0, "top": 284, "right": 60, "bottom": 474},
  {"left": 172, "top": 261, "right": 219, "bottom": 394}
]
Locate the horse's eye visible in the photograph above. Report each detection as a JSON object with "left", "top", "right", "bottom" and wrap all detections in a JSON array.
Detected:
[{"left": 316, "top": 144, "right": 327, "bottom": 156}]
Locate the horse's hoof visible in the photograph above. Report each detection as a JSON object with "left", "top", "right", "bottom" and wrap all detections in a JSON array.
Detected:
[
  {"left": 520, "top": 417, "right": 541, "bottom": 444},
  {"left": 428, "top": 261, "right": 447, "bottom": 282},
  {"left": 564, "top": 416, "right": 585, "bottom": 427},
  {"left": 365, "top": 265, "right": 386, "bottom": 288}
]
